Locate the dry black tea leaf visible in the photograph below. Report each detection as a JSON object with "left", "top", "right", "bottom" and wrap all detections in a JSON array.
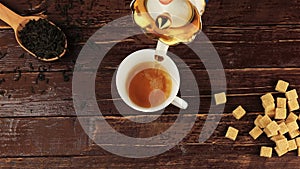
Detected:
[
  {"left": 38, "top": 72, "right": 46, "bottom": 81},
  {"left": 62, "top": 71, "right": 70, "bottom": 82},
  {"left": 13, "top": 67, "right": 22, "bottom": 81},
  {"left": 18, "top": 19, "right": 66, "bottom": 60},
  {"left": 0, "top": 51, "right": 8, "bottom": 59},
  {"left": 0, "top": 78, "right": 5, "bottom": 84}
]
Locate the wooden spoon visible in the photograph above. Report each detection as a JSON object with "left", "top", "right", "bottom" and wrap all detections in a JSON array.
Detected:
[{"left": 0, "top": 3, "right": 67, "bottom": 61}]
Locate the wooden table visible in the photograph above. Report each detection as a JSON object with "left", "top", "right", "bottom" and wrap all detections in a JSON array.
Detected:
[{"left": 0, "top": 0, "right": 300, "bottom": 168}]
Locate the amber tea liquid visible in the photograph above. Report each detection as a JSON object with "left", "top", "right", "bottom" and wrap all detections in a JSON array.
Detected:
[{"left": 127, "top": 62, "right": 172, "bottom": 108}]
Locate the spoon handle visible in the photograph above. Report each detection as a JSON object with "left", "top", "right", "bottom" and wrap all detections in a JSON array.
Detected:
[{"left": 0, "top": 3, "right": 23, "bottom": 30}]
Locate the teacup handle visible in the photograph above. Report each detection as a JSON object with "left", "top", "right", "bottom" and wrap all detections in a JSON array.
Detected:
[{"left": 172, "top": 96, "right": 188, "bottom": 109}]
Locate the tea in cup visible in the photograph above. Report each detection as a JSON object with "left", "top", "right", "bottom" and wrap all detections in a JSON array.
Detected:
[{"left": 116, "top": 49, "right": 187, "bottom": 112}]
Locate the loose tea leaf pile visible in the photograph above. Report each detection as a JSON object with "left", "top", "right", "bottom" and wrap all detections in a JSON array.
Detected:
[{"left": 18, "top": 19, "right": 66, "bottom": 59}]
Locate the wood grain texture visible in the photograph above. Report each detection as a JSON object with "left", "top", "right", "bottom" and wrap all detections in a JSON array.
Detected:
[
  {"left": 2, "top": 0, "right": 300, "bottom": 27},
  {"left": 0, "top": 0, "right": 300, "bottom": 168},
  {"left": 1, "top": 25, "right": 300, "bottom": 71},
  {"left": 0, "top": 115, "right": 299, "bottom": 169},
  {"left": 0, "top": 114, "right": 290, "bottom": 156},
  {"left": 0, "top": 69, "right": 299, "bottom": 117},
  {"left": 0, "top": 147, "right": 299, "bottom": 169}
]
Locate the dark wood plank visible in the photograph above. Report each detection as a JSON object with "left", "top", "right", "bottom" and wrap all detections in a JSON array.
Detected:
[
  {"left": 0, "top": 146, "right": 299, "bottom": 169},
  {"left": 2, "top": 0, "right": 300, "bottom": 27},
  {"left": 0, "top": 117, "right": 87, "bottom": 157},
  {"left": 0, "top": 69, "right": 300, "bottom": 117},
  {"left": 203, "top": 0, "right": 300, "bottom": 26},
  {"left": 0, "top": 114, "right": 299, "bottom": 169},
  {"left": 2, "top": 24, "right": 300, "bottom": 72},
  {"left": 0, "top": 68, "right": 300, "bottom": 117},
  {"left": 0, "top": 0, "right": 48, "bottom": 16},
  {"left": 0, "top": 114, "right": 283, "bottom": 157}
]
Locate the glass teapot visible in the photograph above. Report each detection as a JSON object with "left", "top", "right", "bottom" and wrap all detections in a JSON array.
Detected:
[{"left": 131, "top": 0, "right": 206, "bottom": 46}]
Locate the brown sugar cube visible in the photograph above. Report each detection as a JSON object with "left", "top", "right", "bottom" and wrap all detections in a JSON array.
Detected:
[
  {"left": 259, "top": 115, "right": 272, "bottom": 128},
  {"left": 275, "top": 80, "right": 289, "bottom": 93},
  {"left": 266, "top": 110, "right": 275, "bottom": 118},
  {"left": 275, "top": 146, "right": 288, "bottom": 157},
  {"left": 298, "top": 148, "right": 300, "bottom": 156},
  {"left": 265, "top": 129, "right": 279, "bottom": 138},
  {"left": 260, "top": 146, "right": 272, "bottom": 158},
  {"left": 286, "top": 121, "right": 299, "bottom": 132},
  {"left": 225, "top": 126, "right": 239, "bottom": 141},
  {"left": 261, "top": 93, "right": 275, "bottom": 103},
  {"left": 263, "top": 128, "right": 273, "bottom": 137},
  {"left": 271, "top": 134, "right": 286, "bottom": 142},
  {"left": 266, "top": 121, "right": 280, "bottom": 129},
  {"left": 214, "top": 92, "right": 227, "bottom": 105},
  {"left": 249, "top": 126, "right": 263, "bottom": 140},
  {"left": 264, "top": 121, "right": 280, "bottom": 137},
  {"left": 288, "top": 139, "right": 297, "bottom": 151},
  {"left": 232, "top": 106, "right": 246, "bottom": 120},
  {"left": 276, "top": 119, "right": 285, "bottom": 124},
  {"left": 254, "top": 115, "right": 264, "bottom": 128},
  {"left": 288, "top": 99, "right": 299, "bottom": 111},
  {"left": 286, "top": 89, "right": 298, "bottom": 101},
  {"left": 263, "top": 100, "right": 275, "bottom": 109},
  {"left": 289, "top": 130, "right": 300, "bottom": 139},
  {"left": 277, "top": 97, "right": 287, "bottom": 108},
  {"left": 264, "top": 102, "right": 275, "bottom": 111},
  {"left": 286, "top": 112, "right": 298, "bottom": 123},
  {"left": 275, "top": 138, "right": 289, "bottom": 151},
  {"left": 266, "top": 121, "right": 280, "bottom": 132},
  {"left": 278, "top": 122, "right": 289, "bottom": 135},
  {"left": 296, "top": 137, "right": 300, "bottom": 147},
  {"left": 264, "top": 103, "right": 275, "bottom": 115},
  {"left": 275, "top": 108, "right": 287, "bottom": 120},
  {"left": 264, "top": 128, "right": 277, "bottom": 138}
]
